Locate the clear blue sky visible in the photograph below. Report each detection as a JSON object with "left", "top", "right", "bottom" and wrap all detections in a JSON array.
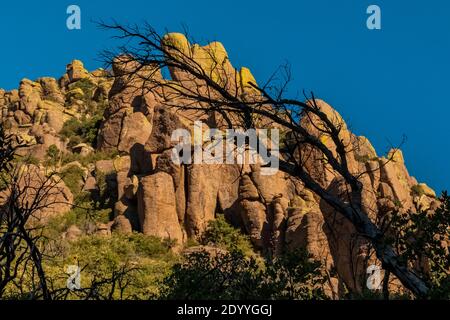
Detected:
[{"left": 1, "top": 0, "right": 449, "bottom": 192}]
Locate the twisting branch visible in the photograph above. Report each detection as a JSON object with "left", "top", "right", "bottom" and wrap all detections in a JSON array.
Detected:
[{"left": 98, "top": 21, "right": 429, "bottom": 297}]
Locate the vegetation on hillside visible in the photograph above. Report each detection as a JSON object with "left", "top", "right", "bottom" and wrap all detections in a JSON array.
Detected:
[{"left": 0, "top": 26, "right": 448, "bottom": 300}]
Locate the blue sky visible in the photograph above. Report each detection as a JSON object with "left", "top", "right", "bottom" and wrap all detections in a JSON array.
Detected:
[{"left": 1, "top": 0, "right": 449, "bottom": 192}]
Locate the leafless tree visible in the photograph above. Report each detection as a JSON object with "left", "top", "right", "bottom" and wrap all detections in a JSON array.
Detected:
[
  {"left": 0, "top": 127, "right": 52, "bottom": 298},
  {"left": 98, "top": 21, "right": 430, "bottom": 297},
  {"left": 0, "top": 126, "right": 142, "bottom": 300},
  {"left": 0, "top": 162, "right": 70, "bottom": 298}
]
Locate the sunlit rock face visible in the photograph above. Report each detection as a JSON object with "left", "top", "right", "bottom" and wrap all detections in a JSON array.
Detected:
[{"left": 0, "top": 35, "right": 438, "bottom": 298}]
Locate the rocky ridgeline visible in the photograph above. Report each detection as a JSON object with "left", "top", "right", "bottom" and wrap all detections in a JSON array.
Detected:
[
  {"left": 0, "top": 60, "right": 113, "bottom": 221},
  {"left": 0, "top": 34, "right": 439, "bottom": 295}
]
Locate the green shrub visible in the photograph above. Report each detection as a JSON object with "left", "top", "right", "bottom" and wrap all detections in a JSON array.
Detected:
[
  {"left": 95, "top": 170, "right": 118, "bottom": 209},
  {"left": 201, "top": 215, "right": 254, "bottom": 255},
  {"left": 0, "top": 172, "right": 10, "bottom": 190},
  {"left": 60, "top": 118, "right": 80, "bottom": 142},
  {"left": 387, "top": 192, "right": 450, "bottom": 299},
  {"left": 158, "top": 248, "right": 327, "bottom": 300},
  {"left": 411, "top": 184, "right": 425, "bottom": 196},
  {"left": 354, "top": 154, "right": 371, "bottom": 163},
  {"left": 47, "top": 144, "right": 60, "bottom": 158},
  {"left": 70, "top": 233, "right": 175, "bottom": 263},
  {"left": 61, "top": 78, "right": 108, "bottom": 149},
  {"left": 68, "top": 78, "right": 96, "bottom": 102},
  {"left": 60, "top": 164, "right": 85, "bottom": 197},
  {"left": 45, "top": 144, "right": 61, "bottom": 167},
  {"left": 393, "top": 199, "right": 403, "bottom": 208},
  {"left": 23, "top": 155, "right": 40, "bottom": 166},
  {"left": 44, "top": 200, "right": 111, "bottom": 238},
  {"left": 11, "top": 154, "right": 40, "bottom": 166},
  {"left": 41, "top": 232, "right": 178, "bottom": 300},
  {"left": 60, "top": 114, "right": 102, "bottom": 148}
]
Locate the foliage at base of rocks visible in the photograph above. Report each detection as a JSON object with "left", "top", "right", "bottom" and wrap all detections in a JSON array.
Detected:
[
  {"left": 39, "top": 233, "right": 178, "bottom": 300},
  {"left": 60, "top": 165, "right": 86, "bottom": 197},
  {"left": 61, "top": 149, "right": 118, "bottom": 167},
  {"left": 158, "top": 248, "right": 327, "bottom": 300},
  {"left": 201, "top": 215, "right": 254, "bottom": 255},
  {"left": 387, "top": 192, "right": 450, "bottom": 299},
  {"left": 60, "top": 115, "right": 103, "bottom": 148}
]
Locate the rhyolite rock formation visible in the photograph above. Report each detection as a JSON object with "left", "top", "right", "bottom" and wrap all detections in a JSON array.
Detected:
[{"left": 0, "top": 35, "right": 439, "bottom": 297}]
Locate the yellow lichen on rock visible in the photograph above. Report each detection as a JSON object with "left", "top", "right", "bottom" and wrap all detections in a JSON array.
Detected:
[
  {"left": 414, "top": 183, "right": 436, "bottom": 198},
  {"left": 38, "top": 99, "right": 63, "bottom": 110},
  {"left": 17, "top": 132, "right": 37, "bottom": 145},
  {"left": 193, "top": 41, "right": 231, "bottom": 83},
  {"left": 202, "top": 41, "right": 228, "bottom": 64},
  {"left": 191, "top": 44, "right": 211, "bottom": 71},
  {"left": 162, "top": 33, "right": 246, "bottom": 96},
  {"left": 239, "top": 67, "right": 258, "bottom": 94},
  {"left": 113, "top": 155, "right": 130, "bottom": 173},
  {"left": 66, "top": 87, "right": 85, "bottom": 101},
  {"left": 388, "top": 148, "right": 404, "bottom": 163},
  {"left": 319, "top": 135, "right": 329, "bottom": 145},
  {"left": 162, "top": 33, "right": 191, "bottom": 55}
]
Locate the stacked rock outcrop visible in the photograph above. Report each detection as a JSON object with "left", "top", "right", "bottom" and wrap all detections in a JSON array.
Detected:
[{"left": 1, "top": 35, "right": 438, "bottom": 296}]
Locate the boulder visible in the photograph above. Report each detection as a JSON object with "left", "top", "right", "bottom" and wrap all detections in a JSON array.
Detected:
[
  {"left": 366, "top": 160, "right": 381, "bottom": 191},
  {"left": 14, "top": 110, "right": 32, "bottom": 125},
  {"left": 320, "top": 178, "right": 369, "bottom": 294},
  {"left": 95, "top": 160, "right": 115, "bottom": 175},
  {"left": 66, "top": 60, "right": 89, "bottom": 83},
  {"left": 145, "top": 105, "right": 189, "bottom": 154},
  {"left": 238, "top": 199, "right": 267, "bottom": 249},
  {"left": 137, "top": 172, "right": 184, "bottom": 245},
  {"left": 38, "top": 77, "right": 65, "bottom": 104},
  {"left": 46, "top": 109, "right": 65, "bottom": 133},
  {"left": 285, "top": 208, "right": 330, "bottom": 265},
  {"left": 185, "top": 164, "right": 221, "bottom": 238},
  {"left": 111, "top": 215, "right": 133, "bottom": 235},
  {"left": 97, "top": 55, "right": 161, "bottom": 152},
  {"left": 72, "top": 143, "right": 94, "bottom": 157},
  {"left": 118, "top": 112, "right": 152, "bottom": 153},
  {"left": 0, "top": 89, "right": 5, "bottom": 106},
  {"left": 378, "top": 182, "right": 395, "bottom": 200},
  {"left": 19, "top": 79, "right": 41, "bottom": 116},
  {"left": 4, "top": 165, "right": 73, "bottom": 220},
  {"left": 270, "top": 196, "right": 286, "bottom": 255},
  {"left": 353, "top": 135, "right": 377, "bottom": 161},
  {"left": 379, "top": 152, "right": 414, "bottom": 211},
  {"left": 82, "top": 176, "right": 98, "bottom": 192},
  {"left": 97, "top": 110, "right": 128, "bottom": 150}
]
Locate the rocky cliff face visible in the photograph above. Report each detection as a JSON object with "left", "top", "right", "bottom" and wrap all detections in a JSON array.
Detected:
[{"left": 0, "top": 35, "right": 438, "bottom": 296}]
